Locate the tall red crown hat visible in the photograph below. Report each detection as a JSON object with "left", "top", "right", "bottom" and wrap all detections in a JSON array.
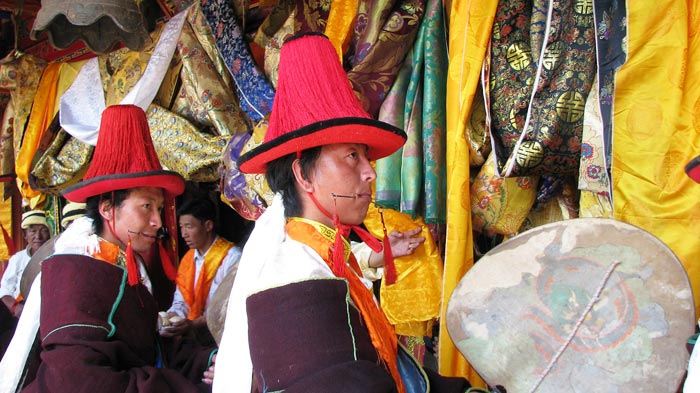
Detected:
[
  {"left": 62, "top": 105, "right": 184, "bottom": 286},
  {"left": 238, "top": 32, "right": 408, "bottom": 283},
  {"left": 237, "top": 32, "right": 407, "bottom": 173},
  {"left": 63, "top": 105, "right": 185, "bottom": 202}
]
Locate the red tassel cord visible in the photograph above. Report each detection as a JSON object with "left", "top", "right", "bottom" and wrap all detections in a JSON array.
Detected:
[
  {"left": 307, "top": 192, "right": 383, "bottom": 277},
  {"left": 106, "top": 199, "right": 140, "bottom": 286},
  {"left": 125, "top": 237, "right": 140, "bottom": 286},
  {"left": 159, "top": 240, "right": 178, "bottom": 281}
]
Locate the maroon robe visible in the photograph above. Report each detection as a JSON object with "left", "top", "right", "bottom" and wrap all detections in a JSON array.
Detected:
[{"left": 23, "top": 254, "right": 214, "bottom": 392}]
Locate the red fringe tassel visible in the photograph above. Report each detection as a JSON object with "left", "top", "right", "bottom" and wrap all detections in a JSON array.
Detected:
[
  {"left": 159, "top": 240, "right": 178, "bottom": 281},
  {"left": 125, "top": 237, "right": 140, "bottom": 286}
]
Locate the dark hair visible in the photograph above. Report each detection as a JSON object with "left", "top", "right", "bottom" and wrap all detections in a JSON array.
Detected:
[
  {"left": 86, "top": 189, "right": 132, "bottom": 235},
  {"left": 177, "top": 198, "right": 217, "bottom": 231},
  {"left": 265, "top": 147, "right": 322, "bottom": 217}
]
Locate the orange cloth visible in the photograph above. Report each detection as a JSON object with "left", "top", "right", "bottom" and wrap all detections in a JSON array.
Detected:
[
  {"left": 176, "top": 237, "right": 234, "bottom": 320},
  {"left": 286, "top": 218, "right": 406, "bottom": 393},
  {"left": 93, "top": 240, "right": 124, "bottom": 266}
]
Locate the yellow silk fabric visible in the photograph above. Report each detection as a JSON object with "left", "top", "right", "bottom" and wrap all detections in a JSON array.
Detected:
[
  {"left": 443, "top": 0, "right": 497, "bottom": 387},
  {"left": 363, "top": 204, "right": 441, "bottom": 337},
  {"left": 471, "top": 152, "right": 536, "bottom": 236},
  {"left": 0, "top": 54, "right": 47, "bottom": 179},
  {"left": 16, "top": 62, "right": 62, "bottom": 201},
  {"left": 613, "top": 0, "right": 700, "bottom": 317},
  {"left": 0, "top": 54, "right": 47, "bottom": 180},
  {"left": 579, "top": 190, "right": 613, "bottom": 218},
  {"left": 325, "top": 0, "right": 358, "bottom": 62}
]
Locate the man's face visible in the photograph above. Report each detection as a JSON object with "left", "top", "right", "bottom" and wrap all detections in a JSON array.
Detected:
[
  {"left": 303, "top": 143, "right": 376, "bottom": 226},
  {"left": 100, "top": 187, "right": 165, "bottom": 253},
  {"left": 179, "top": 214, "right": 213, "bottom": 253},
  {"left": 25, "top": 224, "right": 50, "bottom": 254}
]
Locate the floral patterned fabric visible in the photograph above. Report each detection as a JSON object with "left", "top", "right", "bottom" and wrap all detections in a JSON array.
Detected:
[
  {"left": 488, "top": 0, "right": 596, "bottom": 177},
  {"left": 171, "top": 1, "right": 251, "bottom": 138},
  {"left": 0, "top": 54, "right": 46, "bottom": 180},
  {"left": 593, "top": 0, "right": 627, "bottom": 168},
  {"left": 30, "top": 128, "right": 94, "bottom": 194},
  {"left": 471, "top": 153, "right": 536, "bottom": 236},
  {"left": 220, "top": 130, "right": 267, "bottom": 221},
  {"left": 348, "top": 0, "right": 425, "bottom": 118},
  {"left": 147, "top": 103, "right": 230, "bottom": 182},
  {"left": 221, "top": 117, "right": 273, "bottom": 220},
  {"left": 199, "top": 0, "right": 275, "bottom": 123},
  {"left": 578, "top": 75, "right": 611, "bottom": 195}
]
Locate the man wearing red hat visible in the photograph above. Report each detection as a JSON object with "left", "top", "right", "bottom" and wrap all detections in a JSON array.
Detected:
[
  {"left": 3, "top": 105, "right": 216, "bottom": 392},
  {"left": 213, "top": 33, "right": 471, "bottom": 393}
]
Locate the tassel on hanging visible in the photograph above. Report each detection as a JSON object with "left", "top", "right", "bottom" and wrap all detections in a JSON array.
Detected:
[
  {"left": 125, "top": 237, "right": 140, "bottom": 286},
  {"left": 379, "top": 208, "right": 397, "bottom": 285},
  {"left": 159, "top": 240, "right": 178, "bottom": 281}
]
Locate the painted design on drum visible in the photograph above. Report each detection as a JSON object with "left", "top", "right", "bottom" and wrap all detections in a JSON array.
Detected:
[
  {"left": 529, "top": 255, "right": 639, "bottom": 355},
  {"left": 454, "top": 243, "right": 668, "bottom": 386}
]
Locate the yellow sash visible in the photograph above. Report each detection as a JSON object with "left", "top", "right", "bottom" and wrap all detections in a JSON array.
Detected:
[{"left": 176, "top": 237, "right": 234, "bottom": 319}]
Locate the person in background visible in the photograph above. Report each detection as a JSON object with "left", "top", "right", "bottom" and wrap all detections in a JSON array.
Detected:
[
  {"left": 0, "top": 210, "right": 50, "bottom": 318},
  {"left": 60, "top": 202, "right": 87, "bottom": 230},
  {"left": 4, "top": 105, "right": 215, "bottom": 392},
  {"left": 213, "top": 33, "right": 469, "bottom": 393},
  {"left": 0, "top": 210, "right": 50, "bottom": 359},
  {"left": 161, "top": 198, "right": 241, "bottom": 346},
  {"left": 18, "top": 201, "right": 88, "bottom": 301}
]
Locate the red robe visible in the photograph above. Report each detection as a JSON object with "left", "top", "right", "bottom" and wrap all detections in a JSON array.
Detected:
[{"left": 23, "top": 254, "right": 214, "bottom": 392}]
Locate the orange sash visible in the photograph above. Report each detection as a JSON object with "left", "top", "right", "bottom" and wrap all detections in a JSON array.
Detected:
[
  {"left": 176, "top": 237, "right": 234, "bottom": 320},
  {"left": 286, "top": 218, "right": 405, "bottom": 393},
  {"left": 93, "top": 240, "right": 126, "bottom": 267}
]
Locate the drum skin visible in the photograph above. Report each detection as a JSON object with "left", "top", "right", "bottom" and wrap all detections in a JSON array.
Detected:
[
  {"left": 20, "top": 236, "right": 58, "bottom": 299},
  {"left": 446, "top": 218, "right": 695, "bottom": 393},
  {"left": 206, "top": 263, "right": 238, "bottom": 345}
]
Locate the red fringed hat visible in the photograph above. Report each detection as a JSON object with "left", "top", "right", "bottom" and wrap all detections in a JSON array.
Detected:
[
  {"left": 63, "top": 105, "right": 185, "bottom": 202},
  {"left": 686, "top": 155, "right": 700, "bottom": 183},
  {"left": 62, "top": 104, "right": 183, "bottom": 286},
  {"left": 237, "top": 32, "right": 407, "bottom": 174}
]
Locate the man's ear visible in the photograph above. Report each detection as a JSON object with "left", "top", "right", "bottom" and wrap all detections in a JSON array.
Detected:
[
  {"left": 204, "top": 219, "right": 215, "bottom": 233},
  {"left": 292, "top": 159, "right": 314, "bottom": 193},
  {"left": 98, "top": 199, "right": 114, "bottom": 222}
]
